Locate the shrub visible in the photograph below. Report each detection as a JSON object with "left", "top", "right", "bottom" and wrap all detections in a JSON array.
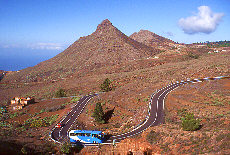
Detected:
[
  {"left": 146, "top": 130, "right": 160, "bottom": 144},
  {"left": 24, "top": 114, "right": 59, "bottom": 128},
  {"left": 177, "top": 108, "right": 188, "bottom": 117},
  {"left": 55, "top": 88, "right": 66, "bottom": 98},
  {"left": 71, "top": 97, "right": 81, "bottom": 103},
  {"left": 181, "top": 112, "right": 200, "bottom": 131},
  {"left": 39, "top": 109, "right": 45, "bottom": 114},
  {"left": 29, "top": 119, "right": 46, "bottom": 128},
  {"left": 61, "top": 141, "right": 72, "bottom": 154},
  {"left": 43, "top": 114, "right": 59, "bottom": 126},
  {"left": 9, "top": 112, "right": 19, "bottom": 118},
  {"left": 143, "top": 98, "right": 149, "bottom": 102},
  {"left": 100, "top": 78, "right": 112, "bottom": 92},
  {"left": 92, "top": 102, "right": 105, "bottom": 124},
  {"left": 0, "top": 106, "right": 7, "bottom": 114},
  {"left": 187, "top": 52, "right": 199, "bottom": 59}
]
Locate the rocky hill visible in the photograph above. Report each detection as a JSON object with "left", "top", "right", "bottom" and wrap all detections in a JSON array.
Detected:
[
  {"left": 130, "top": 30, "right": 175, "bottom": 49},
  {"left": 2, "top": 19, "right": 160, "bottom": 83},
  {"left": 0, "top": 19, "right": 229, "bottom": 154}
]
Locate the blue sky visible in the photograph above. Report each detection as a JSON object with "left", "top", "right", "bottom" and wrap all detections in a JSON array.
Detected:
[{"left": 0, "top": 0, "right": 230, "bottom": 71}]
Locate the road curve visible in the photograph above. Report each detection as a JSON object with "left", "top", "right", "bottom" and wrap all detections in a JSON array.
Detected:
[
  {"left": 50, "top": 76, "right": 229, "bottom": 144},
  {"left": 50, "top": 94, "right": 97, "bottom": 143},
  {"left": 107, "top": 76, "right": 230, "bottom": 143}
]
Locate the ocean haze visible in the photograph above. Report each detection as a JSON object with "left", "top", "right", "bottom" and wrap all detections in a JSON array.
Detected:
[{"left": 0, "top": 48, "right": 62, "bottom": 71}]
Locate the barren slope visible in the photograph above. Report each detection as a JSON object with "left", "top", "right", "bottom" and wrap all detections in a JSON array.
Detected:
[
  {"left": 130, "top": 30, "right": 175, "bottom": 49},
  {"left": 2, "top": 20, "right": 159, "bottom": 83}
]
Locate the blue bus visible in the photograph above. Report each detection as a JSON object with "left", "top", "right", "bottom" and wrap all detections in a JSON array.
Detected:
[{"left": 69, "top": 130, "right": 105, "bottom": 143}]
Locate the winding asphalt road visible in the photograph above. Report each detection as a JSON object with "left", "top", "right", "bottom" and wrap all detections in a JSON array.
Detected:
[
  {"left": 51, "top": 76, "right": 229, "bottom": 144},
  {"left": 51, "top": 94, "right": 97, "bottom": 143}
]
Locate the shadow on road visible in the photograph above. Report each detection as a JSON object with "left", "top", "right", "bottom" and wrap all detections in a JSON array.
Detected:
[{"left": 104, "top": 134, "right": 113, "bottom": 142}]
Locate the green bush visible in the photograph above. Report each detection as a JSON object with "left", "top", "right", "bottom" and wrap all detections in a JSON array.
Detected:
[
  {"left": 143, "top": 98, "right": 149, "bottom": 102},
  {"left": 9, "top": 112, "right": 19, "bottom": 118},
  {"left": 177, "top": 108, "right": 188, "bottom": 117},
  {"left": 43, "top": 114, "right": 59, "bottom": 126},
  {"left": 100, "top": 78, "right": 112, "bottom": 92},
  {"left": 187, "top": 52, "right": 199, "bottom": 59},
  {"left": 0, "top": 106, "right": 7, "bottom": 114},
  {"left": 181, "top": 112, "right": 200, "bottom": 131},
  {"left": 55, "top": 88, "right": 66, "bottom": 98},
  {"left": 71, "top": 97, "right": 81, "bottom": 103},
  {"left": 39, "top": 109, "right": 45, "bottom": 114},
  {"left": 24, "top": 114, "right": 59, "bottom": 128},
  {"left": 61, "top": 142, "right": 72, "bottom": 154}
]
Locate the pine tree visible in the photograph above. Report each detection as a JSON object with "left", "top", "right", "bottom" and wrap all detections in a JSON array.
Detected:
[
  {"left": 100, "top": 78, "right": 112, "bottom": 92},
  {"left": 92, "top": 102, "right": 105, "bottom": 124}
]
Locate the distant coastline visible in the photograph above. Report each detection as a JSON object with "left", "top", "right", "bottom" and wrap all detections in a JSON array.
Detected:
[{"left": 0, "top": 47, "right": 61, "bottom": 71}]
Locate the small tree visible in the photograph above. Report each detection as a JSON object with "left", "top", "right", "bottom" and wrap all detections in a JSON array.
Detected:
[
  {"left": 92, "top": 102, "right": 105, "bottom": 124},
  {"left": 61, "top": 141, "right": 71, "bottom": 154},
  {"left": 55, "top": 88, "right": 66, "bottom": 98},
  {"left": 100, "top": 78, "right": 112, "bottom": 92},
  {"left": 181, "top": 112, "right": 200, "bottom": 131}
]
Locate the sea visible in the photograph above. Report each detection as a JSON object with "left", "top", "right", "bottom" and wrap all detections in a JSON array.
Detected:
[{"left": 0, "top": 48, "right": 62, "bottom": 71}]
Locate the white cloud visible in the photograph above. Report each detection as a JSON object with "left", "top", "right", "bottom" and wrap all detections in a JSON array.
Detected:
[{"left": 178, "top": 6, "right": 224, "bottom": 34}]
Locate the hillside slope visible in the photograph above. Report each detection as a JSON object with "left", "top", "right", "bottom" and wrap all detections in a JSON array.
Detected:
[
  {"left": 130, "top": 30, "right": 175, "bottom": 49},
  {"left": 2, "top": 19, "right": 159, "bottom": 83}
]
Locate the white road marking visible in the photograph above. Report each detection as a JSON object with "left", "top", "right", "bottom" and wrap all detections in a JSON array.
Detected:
[{"left": 51, "top": 76, "right": 230, "bottom": 144}]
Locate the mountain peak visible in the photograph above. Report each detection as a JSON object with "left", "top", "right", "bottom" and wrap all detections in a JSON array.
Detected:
[
  {"left": 95, "top": 19, "right": 116, "bottom": 34},
  {"left": 133, "top": 30, "right": 158, "bottom": 37},
  {"left": 130, "top": 29, "right": 175, "bottom": 47},
  {"left": 101, "top": 19, "right": 112, "bottom": 25}
]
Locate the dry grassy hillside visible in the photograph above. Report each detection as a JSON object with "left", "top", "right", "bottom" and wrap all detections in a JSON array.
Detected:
[
  {"left": 130, "top": 29, "right": 175, "bottom": 47},
  {"left": 0, "top": 19, "right": 229, "bottom": 154},
  {"left": 0, "top": 48, "right": 229, "bottom": 154},
  {"left": 2, "top": 19, "right": 159, "bottom": 83}
]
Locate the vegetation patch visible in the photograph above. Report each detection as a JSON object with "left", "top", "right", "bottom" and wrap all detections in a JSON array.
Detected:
[
  {"left": 92, "top": 102, "right": 105, "bottom": 124},
  {"left": 187, "top": 52, "right": 199, "bottom": 59},
  {"left": 71, "top": 97, "right": 81, "bottom": 103},
  {"left": 23, "top": 114, "right": 59, "bottom": 128},
  {"left": 181, "top": 112, "right": 201, "bottom": 131},
  {"left": 146, "top": 130, "right": 161, "bottom": 144},
  {"left": 216, "top": 133, "right": 230, "bottom": 142},
  {"left": 100, "top": 78, "right": 113, "bottom": 92},
  {"left": 61, "top": 141, "right": 72, "bottom": 154},
  {"left": 55, "top": 88, "right": 66, "bottom": 98}
]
